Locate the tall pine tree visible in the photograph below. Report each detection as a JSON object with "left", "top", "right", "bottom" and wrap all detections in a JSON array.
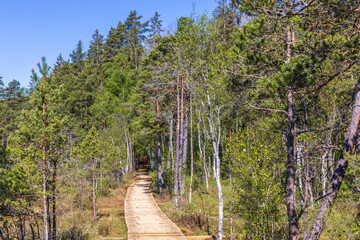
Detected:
[
  {"left": 70, "top": 40, "right": 86, "bottom": 63},
  {"left": 124, "top": 10, "right": 148, "bottom": 68}
]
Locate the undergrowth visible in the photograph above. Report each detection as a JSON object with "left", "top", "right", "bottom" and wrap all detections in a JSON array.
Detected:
[
  {"left": 152, "top": 174, "right": 242, "bottom": 239},
  {"left": 58, "top": 173, "right": 135, "bottom": 239}
]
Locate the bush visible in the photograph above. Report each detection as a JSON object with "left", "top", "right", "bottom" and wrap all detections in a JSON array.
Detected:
[
  {"left": 98, "top": 222, "right": 112, "bottom": 236},
  {"left": 60, "top": 227, "right": 88, "bottom": 240},
  {"left": 162, "top": 168, "right": 174, "bottom": 193}
]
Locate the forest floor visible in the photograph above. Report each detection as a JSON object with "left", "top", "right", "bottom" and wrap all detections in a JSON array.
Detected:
[
  {"left": 58, "top": 174, "right": 135, "bottom": 240},
  {"left": 124, "top": 169, "right": 187, "bottom": 240}
]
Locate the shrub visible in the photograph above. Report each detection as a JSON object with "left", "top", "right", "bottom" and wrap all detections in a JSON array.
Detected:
[
  {"left": 60, "top": 227, "right": 88, "bottom": 240},
  {"left": 98, "top": 222, "right": 112, "bottom": 236}
]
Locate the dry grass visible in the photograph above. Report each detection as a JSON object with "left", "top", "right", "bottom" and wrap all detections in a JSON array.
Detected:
[{"left": 58, "top": 173, "right": 135, "bottom": 240}]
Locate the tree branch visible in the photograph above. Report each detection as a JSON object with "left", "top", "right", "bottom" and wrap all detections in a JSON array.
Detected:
[{"left": 315, "top": 59, "right": 360, "bottom": 93}]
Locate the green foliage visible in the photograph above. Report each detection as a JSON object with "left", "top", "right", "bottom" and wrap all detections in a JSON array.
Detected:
[
  {"left": 104, "top": 22, "right": 127, "bottom": 58},
  {"left": 88, "top": 29, "right": 105, "bottom": 67},
  {"left": 0, "top": 57, "right": 64, "bottom": 239},
  {"left": 228, "top": 130, "right": 285, "bottom": 239},
  {"left": 341, "top": 152, "right": 360, "bottom": 200},
  {"left": 162, "top": 168, "right": 174, "bottom": 193},
  {"left": 0, "top": 163, "right": 37, "bottom": 207},
  {"left": 77, "top": 126, "right": 100, "bottom": 164},
  {"left": 321, "top": 152, "right": 360, "bottom": 240},
  {"left": 264, "top": 54, "right": 315, "bottom": 92},
  {"left": 104, "top": 54, "right": 134, "bottom": 100},
  {"left": 124, "top": 10, "right": 149, "bottom": 68}
]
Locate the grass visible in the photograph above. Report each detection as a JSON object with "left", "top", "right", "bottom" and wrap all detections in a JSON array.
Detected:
[
  {"left": 58, "top": 173, "right": 135, "bottom": 240},
  {"left": 153, "top": 177, "right": 242, "bottom": 239}
]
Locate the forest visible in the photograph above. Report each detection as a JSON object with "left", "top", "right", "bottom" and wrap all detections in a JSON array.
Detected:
[{"left": 1, "top": 0, "right": 360, "bottom": 239}]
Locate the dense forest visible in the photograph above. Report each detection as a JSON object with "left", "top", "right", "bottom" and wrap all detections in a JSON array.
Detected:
[{"left": 1, "top": 0, "right": 360, "bottom": 239}]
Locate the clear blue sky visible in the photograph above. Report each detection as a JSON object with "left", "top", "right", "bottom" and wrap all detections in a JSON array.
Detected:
[{"left": 0, "top": 0, "right": 217, "bottom": 88}]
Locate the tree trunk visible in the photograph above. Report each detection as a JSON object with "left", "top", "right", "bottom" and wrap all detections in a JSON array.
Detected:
[
  {"left": 286, "top": 88, "right": 299, "bottom": 240},
  {"left": 117, "top": 172, "right": 121, "bottom": 191},
  {"left": 52, "top": 153, "right": 57, "bottom": 240},
  {"left": 199, "top": 86, "right": 223, "bottom": 240},
  {"left": 303, "top": 146, "right": 311, "bottom": 236},
  {"left": 296, "top": 146, "right": 303, "bottom": 203},
  {"left": 129, "top": 136, "right": 134, "bottom": 172},
  {"left": 80, "top": 179, "right": 84, "bottom": 212},
  {"left": 168, "top": 106, "right": 174, "bottom": 170},
  {"left": 92, "top": 159, "right": 96, "bottom": 221},
  {"left": 156, "top": 100, "right": 163, "bottom": 193},
  {"left": 306, "top": 76, "right": 360, "bottom": 239},
  {"left": 42, "top": 100, "right": 48, "bottom": 240},
  {"left": 47, "top": 190, "right": 51, "bottom": 239},
  {"left": 197, "top": 114, "right": 208, "bottom": 190},
  {"left": 189, "top": 96, "right": 194, "bottom": 203},
  {"left": 229, "top": 125, "right": 234, "bottom": 240},
  {"left": 321, "top": 149, "right": 328, "bottom": 196},
  {"left": 179, "top": 76, "right": 185, "bottom": 198},
  {"left": 124, "top": 126, "right": 130, "bottom": 173},
  {"left": 174, "top": 75, "right": 180, "bottom": 207},
  {"left": 181, "top": 112, "right": 188, "bottom": 197},
  {"left": 286, "top": 24, "right": 292, "bottom": 63},
  {"left": 100, "top": 160, "right": 103, "bottom": 193},
  {"left": 209, "top": 119, "right": 223, "bottom": 240},
  {"left": 29, "top": 222, "right": 35, "bottom": 240},
  {"left": 304, "top": 147, "right": 310, "bottom": 205}
]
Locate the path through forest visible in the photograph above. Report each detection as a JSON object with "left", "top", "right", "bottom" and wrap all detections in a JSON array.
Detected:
[{"left": 125, "top": 168, "right": 187, "bottom": 240}]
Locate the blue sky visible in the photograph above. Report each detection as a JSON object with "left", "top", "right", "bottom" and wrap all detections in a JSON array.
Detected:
[{"left": 0, "top": 0, "right": 217, "bottom": 88}]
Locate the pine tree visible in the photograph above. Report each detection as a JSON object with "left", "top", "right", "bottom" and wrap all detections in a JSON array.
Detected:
[
  {"left": 52, "top": 54, "right": 66, "bottom": 74},
  {"left": 0, "top": 75, "right": 4, "bottom": 96},
  {"left": 0, "top": 76, "right": 5, "bottom": 151},
  {"left": 77, "top": 126, "right": 100, "bottom": 221},
  {"left": 213, "top": 0, "right": 237, "bottom": 43},
  {"left": 147, "top": 12, "right": 163, "bottom": 50},
  {"left": 2, "top": 80, "right": 27, "bottom": 145},
  {"left": 70, "top": 40, "right": 86, "bottom": 63},
  {"left": 8, "top": 57, "right": 63, "bottom": 240},
  {"left": 4, "top": 80, "right": 26, "bottom": 111},
  {"left": 104, "top": 22, "right": 127, "bottom": 59},
  {"left": 124, "top": 10, "right": 149, "bottom": 68},
  {"left": 88, "top": 29, "right": 104, "bottom": 67}
]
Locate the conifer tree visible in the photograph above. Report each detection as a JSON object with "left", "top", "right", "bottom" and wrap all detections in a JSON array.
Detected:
[
  {"left": 70, "top": 40, "right": 86, "bottom": 63},
  {"left": 213, "top": 0, "right": 237, "bottom": 43},
  {"left": 104, "top": 22, "right": 127, "bottom": 59},
  {"left": 124, "top": 10, "right": 148, "bottom": 68},
  {"left": 77, "top": 126, "right": 100, "bottom": 221},
  {"left": 147, "top": 12, "right": 163, "bottom": 50},
  {"left": 0, "top": 75, "right": 4, "bottom": 96},
  {"left": 88, "top": 29, "right": 104, "bottom": 67},
  {"left": 8, "top": 57, "right": 63, "bottom": 240},
  {"left": 4, "top": 80, "right": 26, "bottom": 112},
  {"left": 52, "top": 54, "right": 66, "bottom": 74},
  {"left": 0, "top": 76, "right": 5, "bottom": 147},
  {"left": 2, "top": 80, "right": 27, "bottom": 145},
  {"left": 0, "top": 76, "right": 6, "bottom": 161}
]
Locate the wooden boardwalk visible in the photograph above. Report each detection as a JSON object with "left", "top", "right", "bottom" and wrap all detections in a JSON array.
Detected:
[{"left": 125, "top": 170, "right": 187, "bottom": 240}]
